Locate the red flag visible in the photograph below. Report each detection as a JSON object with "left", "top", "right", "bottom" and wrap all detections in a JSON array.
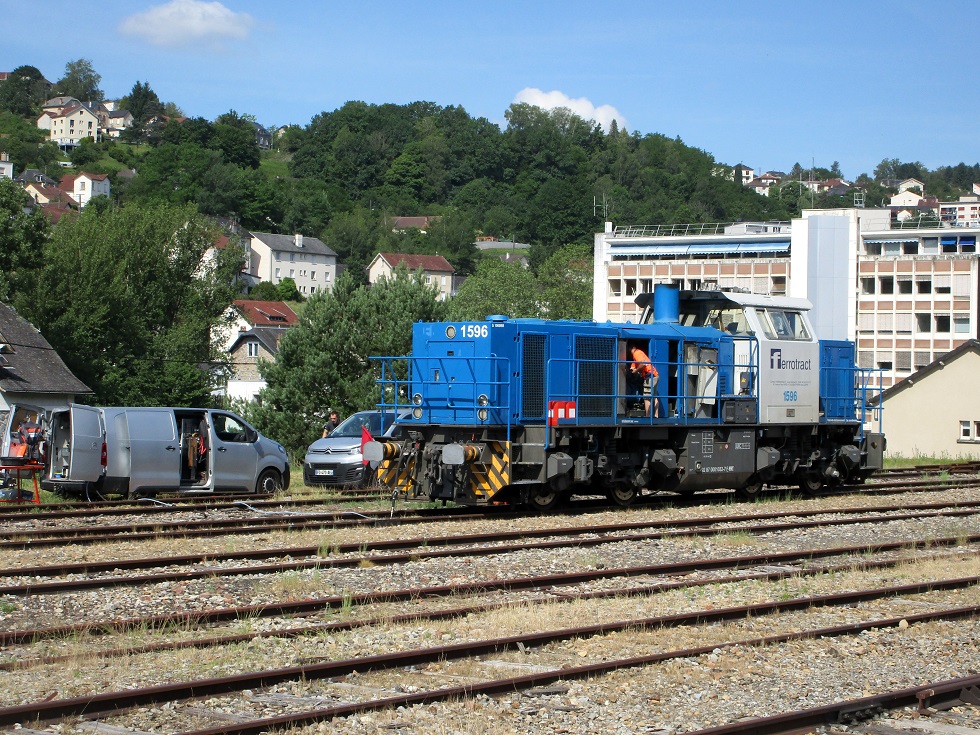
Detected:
[{"left": 361, "top": 425, "right": 373, "bottom": 465}]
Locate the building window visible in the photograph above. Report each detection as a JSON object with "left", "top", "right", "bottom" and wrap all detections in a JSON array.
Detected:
[
  {"left": 915, "top": 313, "right": 931, "bottom": 333},
  {"left": 914, "top": 351, "right": 931, "bottom": 369},
  {"left": 289, "top": 269, "right": 294, "bottom": 278},
  {"left": 935, "top": 314, "right": 951, "bottom": 332},
  {"left": 897, "top": 278, "right": 912, "bottom": 294},
  {"left": 954, "top": 316, "right": 970, "bottom": 334},
  {"left": 961, "top": 421, "right": 972, "bottom": 441},
  {"left": 876, "top": 360, "right": 893, "bottom": 370},
  {"left": 896, "top": 351, "right": 911, "bottom": 371},
  {"left": 274, "top": 268, "right": 280, "bottom": 278},
  {"left": 247, "top": 341, "right": 259, "bottom": 358},
  {"left": 902, "top": 242, "right": 919, "bottom": 255},
  {"left": 878, "top": 276, "right": 894, "bottom": 294},
  {"left": 865, "top": 242, "right": 881, "bottom": 256},
  {"left": 916, "top": 278, "right": 932, "bottom": 294},
  {"left": 860, "top": 277, "right": 875, "bottom": 295},
  {"left": 310, "top": 271, "right": 316, "bottom": 281},
  {"left": 608, "top": 279, "right": 622, "bottom": 297}
]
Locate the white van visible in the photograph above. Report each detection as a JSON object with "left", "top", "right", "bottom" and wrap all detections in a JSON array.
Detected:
[{"left": 45, "top": 405, "right": 289, "bottom": 499}]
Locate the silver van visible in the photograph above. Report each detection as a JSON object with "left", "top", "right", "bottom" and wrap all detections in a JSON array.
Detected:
[{"left": 45, "top": 405, "right": 289, "bottom": 499}]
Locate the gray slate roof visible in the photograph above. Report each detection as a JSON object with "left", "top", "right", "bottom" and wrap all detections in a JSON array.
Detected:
[
  {"left": 0, "top": 304, "right": 92, "bottom": 396},
  {"left": 247, "top": 232, "right": 337, "bottom": 257}
]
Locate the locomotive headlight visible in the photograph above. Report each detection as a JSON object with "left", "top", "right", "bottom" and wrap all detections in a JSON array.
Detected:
[
  {"left": 445, "top": 325, "right": 456, "bottom": 339},
  {"left": 477, "top": 408, "right": 488, "bottom": 421},
  {"left": 412, "top": 392, "right": 423, "bottom": 406},
  {"left": 477, "top": 394, "right": 489, "bottom": 407},
  {"left": 412, "top": 407, "right": 423, "bottom": 419}
]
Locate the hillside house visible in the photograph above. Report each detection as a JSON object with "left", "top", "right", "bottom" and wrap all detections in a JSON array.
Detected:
[
  {"left": 213, "top": 300, "right": 299, "bottom": 402},
  {"left": 244, "top": 232, "right": 338, "bottom": 296},
  {"left": 367, "top": 253, "right": 456, "bottom": 301}
]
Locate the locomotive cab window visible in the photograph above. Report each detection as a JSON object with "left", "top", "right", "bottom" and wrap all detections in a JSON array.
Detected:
[
  {"left": 759, "top": 309, "right": 810, "bottom": 341},
  {"left": 705, "top": 308, "right": 749, "bottom": 335}
]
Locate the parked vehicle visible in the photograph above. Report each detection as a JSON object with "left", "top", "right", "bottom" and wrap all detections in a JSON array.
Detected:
[
  {"left": 303, "top": 410, "right": 403, "bottom": 486},
  {"left": 45, "top": 405, "right": 289, "bottom": 499}
]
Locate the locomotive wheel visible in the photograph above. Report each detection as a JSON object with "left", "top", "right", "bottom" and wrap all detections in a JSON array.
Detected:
[
  {"left": 798, "top": 473, "right": 823, "bottom": 495},
  {"left": 607, "top": 484, "right": 638, "bottom": 507},
  {"left": 735, "top": 475, "right": 764, "bottom": 500},
  {"left": 527, "top": 485, "right": 560, "bottom": 512}
]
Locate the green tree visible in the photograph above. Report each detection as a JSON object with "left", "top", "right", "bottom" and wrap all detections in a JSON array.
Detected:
[
  {"left": 54, "top": 59, "right": 103, "bottom": 102},
  {"left": 70, "top": 136, "right": 102, "bottom": 167},
  {"left": 0, "top": 65, "right": 50, "bottom": 117},
  {"left": 250, "top": 269, "right": 445, "bottom": 456},
  {"left": 0, "top": 178, "right": 48, "bottom": 301},
  {"left": 0, "top": 111, "right": 60, "bottom": 173},
  {"left": 246, "top": 281, "right": 281, "bottom": 300},
  {"left": 538, "top": 244, "right": 593, "bottom": 320},
  {"left": 15, "top": 202, "right": 244, "bottom": 405},
  {"left": 448, "top": 257, "right": 541, "bottom": 320},
  {"left": 276, "top": 277, "right": 303, "bottom": 302},
  {"left": 213, "top": 110, "right": 260, "bottom": 169}
]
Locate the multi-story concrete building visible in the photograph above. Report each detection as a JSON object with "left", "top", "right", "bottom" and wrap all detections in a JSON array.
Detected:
[{"left": 594, "top": 208, "right": 980, "bottom": 389}]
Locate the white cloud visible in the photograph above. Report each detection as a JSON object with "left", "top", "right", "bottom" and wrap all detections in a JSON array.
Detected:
[
  {"left": 513, "top": 88, "right": 627, "bottom": 132},
  {"left": 118, "top": 0, "right": 254, "bottom": 49}
]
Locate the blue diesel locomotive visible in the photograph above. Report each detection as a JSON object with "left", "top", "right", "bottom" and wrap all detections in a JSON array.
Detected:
[{"left": 367, "top": 287, "right": 885, "bottom": 510}]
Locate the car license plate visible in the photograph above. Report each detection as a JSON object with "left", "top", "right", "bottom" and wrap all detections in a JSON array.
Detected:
[{"left": 315, "top": 469, "right": 334, "bottom": 476}]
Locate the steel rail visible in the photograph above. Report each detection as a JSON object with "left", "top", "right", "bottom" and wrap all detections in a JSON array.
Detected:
[
  {"left": 4, "top": 484, "right": 980, "bottom": 553},
  {"left": 5, "top": 501, "right": 980, "bottom": 597},
  {"left": 679, "top": 674, "right": 980, "bottom": 735},
  {"left": 4, "top": 496, "right": 980, "bottom": 593},
  {"left": 2, "top": 532, "right": 977, "bottom": 646},
  {"left": 1, "top": 585, "right": 977, "bottom": 730},
  {"left": 4, "top": 546, "right": 975, "bottom": 672}
]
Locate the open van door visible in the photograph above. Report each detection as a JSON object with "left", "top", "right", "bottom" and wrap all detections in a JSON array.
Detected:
[{"left": 66, "top": 405, "right": 105, "bottom": 483}]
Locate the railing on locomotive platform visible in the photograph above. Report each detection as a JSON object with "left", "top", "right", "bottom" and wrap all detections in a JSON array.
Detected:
[{"left": 373, "top": 351, "right": 823, "bottom": 440}]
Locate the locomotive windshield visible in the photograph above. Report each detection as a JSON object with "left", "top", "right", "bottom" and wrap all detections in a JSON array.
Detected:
[{"left": 759, "top": 309, "right": 810, "bottom": 341}]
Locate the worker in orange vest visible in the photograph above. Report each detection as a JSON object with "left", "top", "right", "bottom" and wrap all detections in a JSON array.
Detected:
[{"left": 628, "top": 343, "right": 659, "bottom": 417}]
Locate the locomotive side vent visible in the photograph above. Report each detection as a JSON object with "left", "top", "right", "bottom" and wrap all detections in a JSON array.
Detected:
[
  {"left": 575, "top": 335, "right": 616, "bottom": 417},
  {"left": 522, "top": 334, "right": 546, "bottom": 419}
]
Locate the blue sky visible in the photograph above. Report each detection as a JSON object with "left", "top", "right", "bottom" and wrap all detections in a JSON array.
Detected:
[{"left": 6, "top": 1, "right": 977, "bottom": 179}]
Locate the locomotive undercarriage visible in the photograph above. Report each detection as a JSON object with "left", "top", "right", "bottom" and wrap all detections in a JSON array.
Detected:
[{"left": 386, "top": 422, "right": 884, "bottom": 510}]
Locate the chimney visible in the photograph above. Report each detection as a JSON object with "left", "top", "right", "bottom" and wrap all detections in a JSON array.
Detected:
[{"left": 294, "top": 233, "right": 303, "bottom": 248}]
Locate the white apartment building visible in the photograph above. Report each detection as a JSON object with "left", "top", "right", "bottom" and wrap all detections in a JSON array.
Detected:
[
  {"left": 594, "top": 208, "right": 980, "bottom": 389},
  {"left": 36, "top": 102, "right": 100, "bottom": 148},
  {"left": 245, "top": 232, "right": 338, "bottom": 296}
]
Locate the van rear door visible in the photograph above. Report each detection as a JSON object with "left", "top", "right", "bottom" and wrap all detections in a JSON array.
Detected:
[{"left": 66, "top": 405, "right": 105, "bottom": 483}]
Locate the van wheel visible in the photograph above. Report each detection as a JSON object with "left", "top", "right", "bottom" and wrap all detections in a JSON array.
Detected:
[{"left": 256, "top": 469, "right": 283, "bottom": 495}]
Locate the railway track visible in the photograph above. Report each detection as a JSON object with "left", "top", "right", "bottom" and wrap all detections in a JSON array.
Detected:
[
  {"left": 5, "top": 475, "right": 980, "bottom": 549},
  {"left": 4, "top": 496, "right": 980, "bottom": 596},
  {"left": 1, "top": 573, "right": 977, "bottom": 733},
  {"left": 1, "top": 478, "right": 977, "bottom": 734}
]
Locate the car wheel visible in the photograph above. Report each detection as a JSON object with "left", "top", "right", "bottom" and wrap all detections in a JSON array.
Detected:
[{"left": 255, "top": 468, "right": 283, "bottom": 495}]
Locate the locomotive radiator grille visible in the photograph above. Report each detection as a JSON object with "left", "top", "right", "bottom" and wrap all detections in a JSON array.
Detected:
[
  {"left": 575, "top": 335, "right": 616, "bottom": 418},
  {"left": 522, "top": 335, "right": 546, "bottom": 420},
  {"left": 468, "top": 441, "right": 511, "bottom": 498}
]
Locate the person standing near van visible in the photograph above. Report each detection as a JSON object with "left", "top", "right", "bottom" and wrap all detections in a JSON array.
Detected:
[{"left": 322, "top": 410, "right": 341, "bottom": 438}]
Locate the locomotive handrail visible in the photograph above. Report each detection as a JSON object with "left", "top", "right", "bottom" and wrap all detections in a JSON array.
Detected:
[
  {"left": 373, "top": 354, "right": 516, "bottom": 441},
  {"left": 542, "top": 351, "right": 760, "bottom": 434}
]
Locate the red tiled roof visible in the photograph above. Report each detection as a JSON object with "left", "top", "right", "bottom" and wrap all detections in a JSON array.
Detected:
[
  {"left": 390, "top": 216, "right": 436, "bottom": 229},
  {"left": 233, "top": 300, "right": 299, "bottom": 327},
  {"left": 378, "top": 253, "right": 455, "bottom": 273}
]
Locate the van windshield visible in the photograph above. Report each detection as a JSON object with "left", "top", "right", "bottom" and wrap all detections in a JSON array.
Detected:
[{"left": 332, "top": 412, "right": 385, "bottom": 438}]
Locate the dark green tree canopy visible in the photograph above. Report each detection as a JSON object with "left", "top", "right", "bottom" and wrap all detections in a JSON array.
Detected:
[
  {"left": 249, "top": 268, "right": 446, "bottom": 456},
  {"left": 15, "top": 202, "right": 244, "bottom": 406},
  {"left": 53, "top": 58, "right": 103, "bottom": 102}
]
